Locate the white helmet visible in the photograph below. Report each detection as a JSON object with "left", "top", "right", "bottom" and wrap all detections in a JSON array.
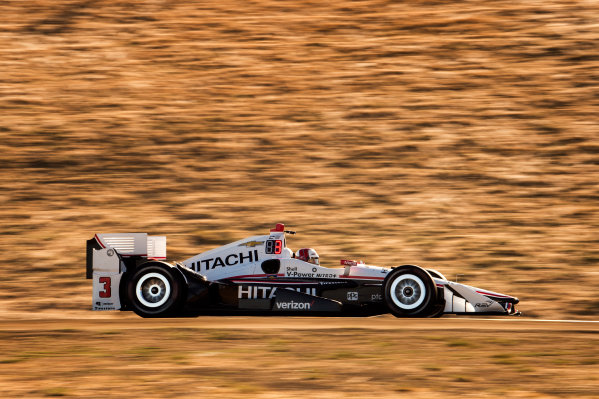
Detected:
[{"left": 296, "top": 248, "right": 319, "bottom": 265}]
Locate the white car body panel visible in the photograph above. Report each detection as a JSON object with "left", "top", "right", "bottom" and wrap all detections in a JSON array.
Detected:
[
  {"left": 91, "top": 247, "right": 122, "bottom": 310},
  {"left": 181, "top": 232, "right": 286, "bottom": 280}
]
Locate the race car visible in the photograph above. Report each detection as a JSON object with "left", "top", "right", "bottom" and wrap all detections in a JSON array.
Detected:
[{"left": 86, "top": 223, "right": 520, "bottom": 318}]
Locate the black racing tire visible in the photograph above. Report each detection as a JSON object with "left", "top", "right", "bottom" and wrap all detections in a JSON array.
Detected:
[
  {"left": 427, "top": 287, "right": 447, "bottom": 318},
  {"left": 383, "top": 265, "right": 438, "bottom": 318},
  {"left": 126, "top": 263, "right": 185, "bottom": 318},
  {"left": 426, "top": 268, "right": 447, "bottom": 281}
]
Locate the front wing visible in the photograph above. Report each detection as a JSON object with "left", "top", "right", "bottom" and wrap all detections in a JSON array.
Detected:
[{"left": 440, "top": 281, "right": 519, "bottom": 315}]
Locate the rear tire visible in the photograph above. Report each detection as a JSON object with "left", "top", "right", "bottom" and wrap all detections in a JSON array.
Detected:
[
  {"left": 383, "top": 265, "right": 438, "bottom": 317},
  {"left": 126, "top": 264, "right": 184, "bottom": 318}
]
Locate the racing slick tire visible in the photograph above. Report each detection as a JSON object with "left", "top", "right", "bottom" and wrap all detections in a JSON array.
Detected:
[
  {"left": 383, "top": 265, "right": 438, "bottom": 317},
  {"left": 126, "top": 263, "right": 185, "bottom": 318}
]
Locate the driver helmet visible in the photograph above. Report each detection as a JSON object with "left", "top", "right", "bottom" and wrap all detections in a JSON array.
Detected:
[{"left": 296, "top": 248, "right": 319, "bottom": 265}]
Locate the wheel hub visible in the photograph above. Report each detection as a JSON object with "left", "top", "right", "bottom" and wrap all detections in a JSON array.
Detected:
[
  {"left": 135, "top": 272, "right": 172, "bottom": 308},
  {"left": 388, "top": 273, "right": 427, "bottom": 310},
  {"left": 395, "top": 279, "right": 421, "bottom": 305}
]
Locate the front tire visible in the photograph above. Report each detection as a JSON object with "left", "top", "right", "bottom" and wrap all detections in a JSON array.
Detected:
[
  {"left": 126, "top": 264, "right": 184, "bottom": 318},
  {"left": 383, "top": 265, "right": 438, "bottom": 317}
]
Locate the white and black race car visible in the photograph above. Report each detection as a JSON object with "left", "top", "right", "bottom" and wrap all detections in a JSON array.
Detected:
[{"left": 86, "top": 224, "right": 520, "bottom": 318}]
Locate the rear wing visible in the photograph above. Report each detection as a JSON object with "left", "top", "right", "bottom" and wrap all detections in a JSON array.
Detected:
[
  {"left": 86, "top": 233, "right": 166, "bottom": 279},
  {"left": 87, "top": 233, "right": 167, "bottom": 311}
]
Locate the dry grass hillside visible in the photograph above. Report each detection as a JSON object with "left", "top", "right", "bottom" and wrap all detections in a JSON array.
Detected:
[{"left": 0, "top": 0, "right": 598, "bottom": 319}]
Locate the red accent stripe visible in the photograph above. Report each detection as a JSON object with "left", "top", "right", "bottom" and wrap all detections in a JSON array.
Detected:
[
  {"left": 229, "top": 273, "right": 385, "bottom": 281},
  {"left": 230, "top": 274, "right": 285, "bottom": 279},
  {"left": 476, "top": 290, "right": 511, "bottom": 298},
  {"left": 230, "top": 280, "right": 315, "bottom": 285},
  {"left": 436, "top": 284, "right": 445, "bottom": 288},
  {"left": 94, "top": 234, "right": 106, "bottom": 248},
  {"left": 340, "top": 276, "right": 385, "bottom": 280}
]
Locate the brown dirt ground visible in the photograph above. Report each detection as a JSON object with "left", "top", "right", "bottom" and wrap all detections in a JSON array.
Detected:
[
  {"left": 0, "top": 1, "right": 598, "bottom": 397},
  {"left": 0, "top": 316, "right": 598, "bottom": 398}
]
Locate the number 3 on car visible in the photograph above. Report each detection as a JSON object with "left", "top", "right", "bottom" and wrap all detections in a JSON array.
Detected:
[{"left": 99, "top": 276, "right": 111, "bottom": 298}]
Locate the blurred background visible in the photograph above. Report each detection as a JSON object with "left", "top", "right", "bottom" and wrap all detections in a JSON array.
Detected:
[{"left": 0, "top": 0, "right": 598, "bottom": 319}]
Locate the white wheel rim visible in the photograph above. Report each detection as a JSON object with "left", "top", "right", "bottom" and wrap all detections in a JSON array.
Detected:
[
  {"left": 389, "top": 273, "right": 426, "bottom": 310},
  {"left": 136, "top": 272, "right": 171, "bottom": 308}
]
